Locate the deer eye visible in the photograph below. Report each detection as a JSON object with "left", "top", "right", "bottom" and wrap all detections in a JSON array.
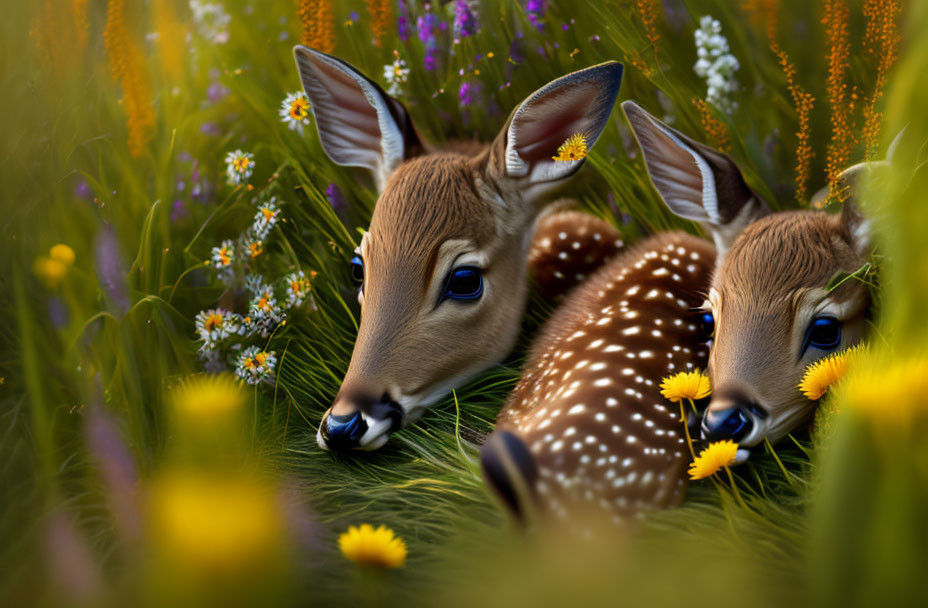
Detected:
[
  {"left": 806, "top": 316, "right": 842, "bottom": 352},
  {"left": 442, "top": 267, "right": 483, "bottom": 302},
  {"left": 350, "top": 255, "right": 364, "bottom": 286},
  {"left": 698, "top": 311, "right": 715, "bottom": 339}
]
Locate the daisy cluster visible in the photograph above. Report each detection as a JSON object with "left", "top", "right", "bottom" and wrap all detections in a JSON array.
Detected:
[
  {"left": 693, "top": 15, "right": 740, "bottom": 114},
  {"left": 195, "top": 189, "right": 316, "bottom": 383}
]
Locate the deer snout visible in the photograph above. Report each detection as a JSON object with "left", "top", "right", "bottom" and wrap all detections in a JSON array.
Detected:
[
  {"left": 317, "top": 392, "right": 405, "bottom": 452},
  {"left": 700, "top": 387, "right": 768, "bottom": 455}
]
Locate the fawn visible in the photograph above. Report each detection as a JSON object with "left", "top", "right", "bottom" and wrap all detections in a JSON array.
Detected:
[
  {"left": 482, "top": 101, "right": 873, "bottom": 523},
  {"left": 293, "top": 47, "right": 625, "bottom": 450}
]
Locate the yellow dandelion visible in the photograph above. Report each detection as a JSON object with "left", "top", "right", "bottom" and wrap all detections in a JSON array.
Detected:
[
  {"left": 49, "top": 243, "right": 76, "bottom": 266},
  {"left": 33, "top": 257, "right": 69, "bottom": 288},
  {"left": 171, "top": 374, "right": 244, "bottom": 419},
  {"left": 798, "top": 345, "right": 863, "bottom": 400},
  {"left": 552, "top": 133, "right": 588, "bottom": 162},
  {"left": 660, "top": 370, "right": 712, "bottom": 403},
  {"left": 688, "top": 439, "right": 738, "bottom": 480},
  {"left": 147, "top": 472, "right": 283, "bottom": 575},
  {"left": 837, "top": 354, "right": 928, "bottom": 431},
  {"left": 339, "top": 524, "right": 407, "bottom": 569}
]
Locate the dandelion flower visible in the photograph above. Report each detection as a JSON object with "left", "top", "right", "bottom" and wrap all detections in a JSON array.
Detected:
[
  {"left": 225, "top": 150, "right": 254, "bottom": 185},
  {"left": 171, "top": 373, "right": 244, "bottom": 419},
  {"left": 279, "top": 91, "right": 311, "bottom": 132},
  {"left": 798, "top": 344, "right": 866, "bottom": 400},
  {"left": 660, "top": 370, "right": 711, "bottom": 403},
  {"left": 552, "top": 133, "right": 588, "bottom": 162},
  {"left": 210, "top": 239, "right": 235, "bottom": 268},
  {"left": 49, "top": 244, "right": 76, "bottom": 266},
  {"left": 252, "top": 197, "right": 281, "bottom": 239},
  {"left": 195, "top": 308, "right": 241, "bottom": 347},
  {"left": 837, "top": 354, "right": 928, "bottom": 430},
  {"left": 147, "top": 472, "right": 282, "bottom": 575},
  {"left": 33, "top": 257, "right": 69, "bottom": 288},
  {"left": 688, "top": 439, "right": 738, "bottom": 479},
  {"left": 339, "top": 524, "right": 407, "bottom": 569},
  {"left": 235, "top": 345, "right": 277, "bottom": 385}
]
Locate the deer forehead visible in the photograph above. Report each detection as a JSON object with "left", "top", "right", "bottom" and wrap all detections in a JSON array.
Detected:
[{"left": 713, "top": 210, "right": 861, "bottom": 299}]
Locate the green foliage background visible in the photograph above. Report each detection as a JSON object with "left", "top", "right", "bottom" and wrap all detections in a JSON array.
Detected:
[{"left": 1, "top": 0, "right": 926, "bottom": 605}]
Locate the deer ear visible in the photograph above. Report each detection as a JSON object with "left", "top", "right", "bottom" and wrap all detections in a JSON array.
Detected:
[
  {"left": 487, "top": 62, "right": 623, "bottom": 202},
  {"left": 622, "top": 101, "right": 769, "bottom": 256},
  {"left": 294, "top": 46, "right": 424, "bottom": 191}
]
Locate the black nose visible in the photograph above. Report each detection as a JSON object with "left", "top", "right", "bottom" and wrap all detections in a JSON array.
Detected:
[
  {"left": 322, "top": 411, "right": 368, "bottom": 450},
  {"left": 701, "top": 406, "right": 754, "bottom": 442}
]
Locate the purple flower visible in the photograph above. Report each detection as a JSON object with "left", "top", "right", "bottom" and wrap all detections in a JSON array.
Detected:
[
  {"left": 47, "top": 297, "right": 68, "bottom": 329},
  {"left": 326, "top": 183, "right": 347, "bottom": 220},
  {"left": 525, "top": 0, "right": 547, "bottom": 31},
  {"left": 397, "top": 0, "right": 412, "bottom": 41},
  {"left": 74, "top": 181, "right": 91, "bottom": 200},
  {"left": 458, "top": 81, "right": 482, "bottom": 107},
  {"left": 207, "top": 81, "right": 230, "bottom": 103},
  {"left": 171, "top": 199, "right": 189, "bottom": 223},
  {"left": 95, "top": 225, "right": 130, "bottom": 316},
  {"left": 417, "top": 11, "right": 444, "bottom": 71},
  {"left": 454, "top": 0, "right": 479, "bottom": 39},
  {"left": 509, "top": 38, "right": 524, "bottom": 64}
]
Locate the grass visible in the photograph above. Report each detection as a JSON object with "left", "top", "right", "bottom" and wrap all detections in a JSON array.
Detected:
[{"left": 2, "top": 0, "right": 927, "bottom": 605}]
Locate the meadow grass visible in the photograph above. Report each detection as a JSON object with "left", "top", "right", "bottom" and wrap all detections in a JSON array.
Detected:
[{"left": 1, "top": 0, "right": 926, "bottom": 605}]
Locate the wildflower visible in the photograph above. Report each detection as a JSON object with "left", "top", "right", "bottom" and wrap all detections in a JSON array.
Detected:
[
  {"left": 367, "top": 0, "right": 393, "bottom": 47},
  {"left": 525, "top": 0, "right": 547, "bottom": 32},
  {"left": 147, "top": 472, "right": 283, "bottom": 575},
  {"left": 240, "top": 230, "right": 264, "bottom": 261},
  {"left": 195, "top": 308, "right": 241, "bottom": 347},
  {"left": 253, "top": 197, "right": 281, "bottom": 239},
  {"left": 799, "top": 344, "right": 866, "bottom": 400},
  {"left": 210, "top": 239, "right": 235, "bottom": 268},
  {"left": 298, "top": 0, "right": 335, "bottom": 53},
  {"left": 171, "top": 373, "right": 244, "bottom": 419},
  {"left": 688, "top": 439, "right": 738, "bottom": 479},
  {"left": 225, "top": 150, "right": 254, "bottom": 186},
  {"left": 693, "top": 15, "right": 739, "bottom": 114},
  {"left": 235, "top": 346, "right": 277, "bottom": 385},
  {"left": 198, "top": 347, "right": 227, "bottom": 373},
  {"left": 660, "top": 370, "right": 712, "bottom": 403},
  {"left": 188, "top": 1, "right": 230, "bottom": 44},
  {"left": 458, "top": 81, "right": 481, "bottom": 107},
  {"left": 33, "top": 257, "right": 69, "bottom": 288},
  {"left": 397, "top": 0, "right": 412, "bottom": 41},
  {"left": 326, "top": 183, "right": 347, "bottom": 218},
  {"left": 283, "top": 271, "right": 312, "bottom": 308},
  {"left": 339, "top": 524, "right": 407, "bottom": 569},
  {"left": 552, "top": 134, "right": 589, "bottom": 162},
  {"left": 383, "top": 53, "right": 410, "bottom": 96},
  {"left": 838, "top": 355, "right": 928, "bottom": 431},
  {"left": 279, "top": 91, "right": 311, "bottom": 133},
  {"left": 453, "top": 0, "right": 479, "bottom": 40},
  {"left": 50, "top": 244, "right": 76, "bottom": 266},
  {"left": 417, "top": 12, "right": 445, "bottom": 71}
]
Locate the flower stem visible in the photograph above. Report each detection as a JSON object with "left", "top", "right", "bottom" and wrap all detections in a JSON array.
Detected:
[
  {"left": 679, "top": 400, "right": 696, "bottom": 459},
  {"left": 723, "top": 465, "right": 747, "bottom": 509}
]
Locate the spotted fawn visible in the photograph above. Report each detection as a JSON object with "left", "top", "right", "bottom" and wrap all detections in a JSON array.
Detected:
[
  {"left": 293, "top": 46, "right": 624, "bottom": 450},
  {"left": 483, "top": 101, "right": 874, "bottom": 523}
]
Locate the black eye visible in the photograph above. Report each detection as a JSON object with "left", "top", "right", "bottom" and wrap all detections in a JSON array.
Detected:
[
  {"left": 350, "top": 255, "right": 364, "bottom": 285},
  {"left": 443, "top": 267, "right": 483, "bottom": 302},
  {"left": 698, "top": 311, "right": 715, "bottom": 339},
  {"left": 806, "top": 316, "right": 842, "bottom": 351}
]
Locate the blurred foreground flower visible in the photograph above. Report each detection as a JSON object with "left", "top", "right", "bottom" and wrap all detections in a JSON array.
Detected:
[
  {"left": 225, "top": 149, "right": 254, "bottom": 185},
  {"left": 279, "top": 91, "right": 311, "bottom": 133},
  {"left": 189, "top": 0, "right": 230, "bottom": 44},
  {"left": 660, "top": 370, "right": 711, "bottom": 403},
  {"left": 235, "top": 345, "right": 277, "bottom": 384},
  {"left": 339, "top": 524, "right": 407, "bottom": 569},
  {"left": 799, "top": 344, "right": 866, "bottom": 400},
  {"left": 552, "top": 133, "right": 588, "bottom": 162},
  {"left": 837, "top": 354, "right": 928, "bottom": 431},
  {"left": 172, "top": 373, "right": 244, "bottom": 420},
  {"left": 147, "top": 472, "right": 284, "bottom": 576},
  {"left": 33, "top": 243, "right": 76, "bottom": 287},
  {"left": 688, "top": 439, "right": 737, "bottom": 479}
]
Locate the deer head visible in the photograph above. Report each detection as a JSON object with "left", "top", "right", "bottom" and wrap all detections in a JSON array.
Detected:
[
  {"left": 294, "top": 47, "right": 623, "bottom": 450},
  {"left": 623, "top": 102, "right": 873, "bottom": 459}
]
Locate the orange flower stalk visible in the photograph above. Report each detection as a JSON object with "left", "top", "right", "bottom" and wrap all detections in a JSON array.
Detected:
[
  {"left": 822, "top": 0, "right": 856, "bottom": 196},
  {"left": 693, "top": 99, "right": 731, "bottom": 154},
  {"left": 298, "top": 0, "right": 335, "bottom": 53},
  {"left": 771, "top": 43, "right": 815, "bottom": 204},
  {"left": 636, "top": 0, "right": 661, "bottom": 56},
  {"left": 104, "top": 0, "right": 156, "bottom": 157},
  {"left": 861, "top": 0, "right": 901, "bottom": 159},
  {"left": 366, "top": 0, "right": 393, "bottom": 48},
  {"left": 741, "top": 0, "right": 779, "bottom": 43}
]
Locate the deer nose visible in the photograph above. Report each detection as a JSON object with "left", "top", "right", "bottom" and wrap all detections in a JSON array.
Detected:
[
  {"left": 701, "top": 406, "right": 754, "bottom": 442},
  {"left": 321, "top": 410, "right": 368, "bottom": 450}
]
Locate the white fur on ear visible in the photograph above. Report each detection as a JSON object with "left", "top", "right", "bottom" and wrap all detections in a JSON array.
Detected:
[{"left": 294, "top": 46, "right": 407, "bottom": 191}]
